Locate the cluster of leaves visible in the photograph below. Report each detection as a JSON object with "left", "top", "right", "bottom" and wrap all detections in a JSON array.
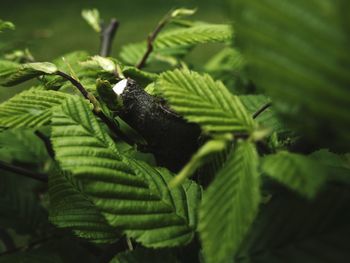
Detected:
[{"left": 0, "top": 1, "right": 349, "bottom": 262}]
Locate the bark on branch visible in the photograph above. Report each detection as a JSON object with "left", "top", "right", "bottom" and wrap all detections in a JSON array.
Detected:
[{"left": 118, "top": 79, "right": 201, "bottom": 172}]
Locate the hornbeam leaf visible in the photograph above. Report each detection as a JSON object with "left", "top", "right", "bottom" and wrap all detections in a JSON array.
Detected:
[
  {"left": 310, "top": 149, "right": 350, "bottom": 185},
  {"left": 49, "top": 170, "right": 119, "bottom": 243},
  {"left": 155, "top": 24, "right": 232, "bottom": 49},
  {"left": 0, "top": 90, "right": 71, "bottom": 129},
  {"left": 229, "top": 0, "right": 350, "bottom": 150},
  {"left": 262, "top": 151, "right": 328, "bottom": 199},
  {"left": 81, "top": 9, "right": 101, "bottom": 33},
  {"left": 240, "top": 94, "right": 286, "bottom": 133},
  {"left": 170, "top": 8, "right": 197, "bottom": 19},
  {"left": 170, "top": 134, "right": 232, "bottom": 187},
  {"left": 0, "top": 60, "right": 20, "bottom": 84},
  {"left": 51, "top": 96, "right": 201, "bottom": 248},
  {"left": 120, "top": 24, "right": 232, "bottom": 65},
  {"left": 110, "top": 248, "right": 178, "bottom": 263},
  {"left": 0, "top": 238, "right": 98, "bottom": 263},
  {"left": 158, "top": 68, "right": 255, "bottom": 133},
  {"left": 235, "top": 184, "right": 350, "bottom": 263},
  {"left": 0, "top": 172, "right": 49, "bottom": 236},
  {"left": 0, "top": 19, "right": 14, "bottom": 32},
  {"left": 199, "top": 141, "right": 261, "bottom": 263},
  {"left": 80, "top": 56, "right": 116, "bottom": 73},
  {"left": 0, "top": 61, "right": 58, "bottom": 86}
]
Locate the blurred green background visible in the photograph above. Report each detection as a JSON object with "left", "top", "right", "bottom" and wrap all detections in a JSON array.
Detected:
[
  {"left": 0, "top": 0, "right": 229, "bottom": 100},
  {"left": 0, "top": 0, "right": 228, "bottom": 59}
]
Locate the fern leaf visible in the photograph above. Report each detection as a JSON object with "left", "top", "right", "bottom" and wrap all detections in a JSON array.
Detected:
[
  {"left": 0, "top": 90, "right": 70, "bottom": 129},
  {"left": 158, "top": 68, "right": 254, "bottom": 133},
  {"left": 230, "top": 0, "right": 350, "bottom": 150},
  {"left": 199, "top": 141, "right": 260, "bottom": 263},
  {"left": 262, "top": 151, "right": 327, "bottom": 199},
  {"left": 51, "top": 96, "right": 201, "bottom": 248}
]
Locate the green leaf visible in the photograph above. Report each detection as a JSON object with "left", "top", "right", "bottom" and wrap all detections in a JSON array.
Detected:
[
  {"left": 80, "top": 56, "right": 116, "bottom": 73},
  {"left": 120, "top": 24, "right": 232, "bottom": 66},
  {"left": 310, "top": 149, "right": 350, "bottom": 184},
  {"left": 54, "top": 51, "right": 90, "bottom": 72},
  {"left": 42, "top": 51, "right": 96, "bottom": 90},
  {"left": 236, "top": 184, "right": 350, "bottom": 263},
  {"left": 230, "top": 0, "right": 350, "bottom": 150},
  {"left": 197, "top": 145, "right": 232, "bottom": 187},
  {"left": 51, "top": 96, "right": 201, "bottom": 248},
  {"left": 0, "top": 172, "right": 49, "bottom": 236},
  {"left": 240, "top": 95, "right": 287, "bottom": 133},
  {"left": 262, "top": 151, "right": 328, "bottom": 199},
  {"left": 49, "top": 170, "right": 119, "bottom": 243},
  {"left": 81, "top": 9, "right": 101, "bottom": 33},
  {"left": 157, "top": 68, "right": 255, "bottom": 133},
  {"left": 0, "top": 19, "right": 14, "bottom": 32},
  {"left": 0, "top": 90, "right": 71, "bottom": 129},
  {"left": 122, "top": 66, "right": 158, "bottom": 87},
  {"left": 170, "top": 134, "right": 232, "bottom": 187},
  {"left": 96, "top": 79, "right": 121, "bottom": 111},
  {"left": 0, "top": 238, "right": 98, "bottom": 263},
  {"left": 0, "top": 129, "right": 47, "bottom": 164},
  {"left": 4, "top": 48, "right": 35, "bottom": 63},
  {"left": 0, "top": 61, "right": 58, "bottom": 86},
  {"left": 199, "top": 141, "right": 260, "bottom": 263},
  {"left": 156, "top": 24, "right": 232, "bottom": 49},
  {"left": 0, "top": 60, "right": 21, "bottom": 84},
  {"left": 204, "top": 47, "right": 244, "bottom": 73},
  {"left": 120, "top": 41, "right": 190, "bottom": 67},
  {"left": 110, "top": 248, "right": 178, "bottom": 263},
  {"left": 170, "top": 8, "right": 197, "bottom": 19}
]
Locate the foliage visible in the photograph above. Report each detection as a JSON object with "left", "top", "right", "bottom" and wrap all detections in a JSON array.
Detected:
[
  {"left": 0, "top": 19, "right": 14, "bottom": 32},
  {"left": 157, "top": 68, "right": 254, "bottom": 133},
  {"left": 229, "top": 0, "right": 350, "bottom": 151},
  {"left": 199, "top": 141, "right": 260, "bottom": 263},
  {"left": 0, "top": 3, "right": 349, "bottom": 263}
]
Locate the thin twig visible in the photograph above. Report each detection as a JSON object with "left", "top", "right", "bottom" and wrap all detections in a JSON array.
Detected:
[
  {"left": 0, "top": 160, "right": 48, "bottom": 182},
  {"left": 95, "top": 112, "right": 135, "bottom": 146},
  {"left": 35, "top": 130, "right": 55, "bottom": 159},
  {"left": 56, "top": 71, "right": 100, "bottom": 109},
  {"left": 56, "top": 71, "right": 136, "bottom": 146},
  {"left": 136, "top": 13, "right": 171, "bottom": 69},
  {"left": 99, "top": 19, "right": 119, "bottom": 57},
  {"left": 253, "top": 102, "right": 272, "bottom": 119}
]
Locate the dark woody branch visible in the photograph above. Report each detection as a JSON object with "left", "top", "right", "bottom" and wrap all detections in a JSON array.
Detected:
[
  {"left": 114, "top": 81, "right": 273, "bottom": 172},
  {"left": 136, "top": 12, "right": 171, "bottom": 69},
  {"left": 253, "top": 102, "right": 272, "bottom": 119},
  {"left": 0, "top": 160, "right": 48, "bottom": 182},
  {"left": 117, "top": 79, "right": 201, "bottom": 172},
  {"left": 56, "top": 71, "right": 135, "bottom": 146},
  {"left": 99, "top": 19, "right": 119, "bottom": 57}
]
